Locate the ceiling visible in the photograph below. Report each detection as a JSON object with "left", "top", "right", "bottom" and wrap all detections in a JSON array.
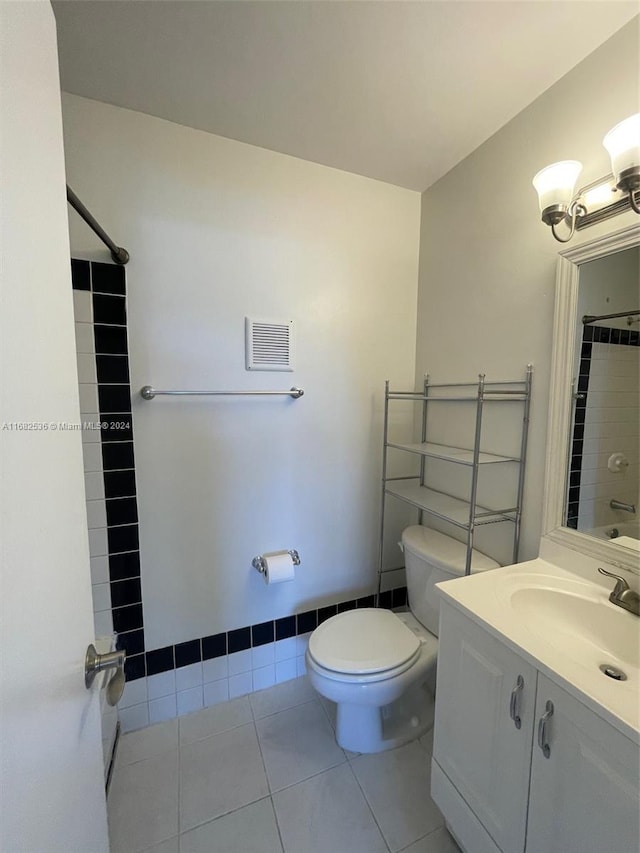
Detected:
[{"left": 53, "top": 1, "right": 638, "bottom": 192}]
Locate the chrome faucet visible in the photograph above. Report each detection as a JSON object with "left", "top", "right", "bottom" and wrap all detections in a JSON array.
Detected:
[
  {"left": 609, "top": 499, "right": 636, "bottom": 514},
  {"left": 598, "top": 568, "right": 640, "bottom": 617}
]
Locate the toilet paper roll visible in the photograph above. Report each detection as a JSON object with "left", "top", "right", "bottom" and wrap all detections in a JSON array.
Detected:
[{"left": 263, "top": 551, "right": 295, "bottom": 585}]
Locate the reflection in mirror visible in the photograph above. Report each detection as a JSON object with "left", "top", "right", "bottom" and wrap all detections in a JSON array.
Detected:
[{"left": 566, "top": 246, "right": 639, "bottom": 552}]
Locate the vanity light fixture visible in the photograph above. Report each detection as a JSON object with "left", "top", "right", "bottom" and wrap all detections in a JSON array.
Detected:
[{"left": 533, "top": 113, "right": 640, "bottom": 243}]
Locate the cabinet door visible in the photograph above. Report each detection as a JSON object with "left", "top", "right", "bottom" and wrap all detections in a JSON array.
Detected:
[
  {"left": 527, "top": 674, "right": 640, "bottom": 853},
  {"left": 433, "top": 602, "right": 537, "bottom": 853}
]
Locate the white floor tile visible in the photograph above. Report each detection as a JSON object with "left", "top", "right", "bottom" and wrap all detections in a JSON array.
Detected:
[
  {"left": 256, "top": 700, "right": 345, "bottom": 792},
  {"left": 179, "top": 722, "right": 268, "bottom": 831},
  {"left": 108, "top": 750, "right": 179, "bottom": 853},
  {"left": 419, "top": 726, "right": 434, "bottom": 756},
  {"left": 350, "top": 741, "right": 444, "bottom": 852},
  {"left": 139, "top": 836, "right": 179, "bottom": 853},
  {"left": 179, "top": 696, "right": 253, "bottom": 745},
  {"left": 317, "top": 694, "right": 337, "bottom": 730},
  {"left": 272, "top": 763, "right": 387, "bottom": 853},
  {"left": 116, "top": 719, "right": 178, "bottom": 767},
  {"left": 249, "top": 675, "right": 316, "bottom": 719},
  {"left": 399, "top": 826, "right": 461, "bottom": 853},
  {"left": 180, "top": 797, "right": 283, "bottom": 853}
]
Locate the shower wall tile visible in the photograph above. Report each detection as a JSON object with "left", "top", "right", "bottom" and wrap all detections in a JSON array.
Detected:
[
  {"left": 149, "top": 694, "right": 177, "bottom": 725},
  {"left": 73, "top": 290, "right": 93, "bottom": 322},
  {"left": 71, "top": 259, "right": 90, "bottom": 290},
  {"left": 177, "top": 687, "right": 204, "bottom": 717},
  {"left": 148, "top": 671, "right": 176, "bottom": 701},
  {"left": 91, "top": 261, "right": 126, "bottom": 295},
  {"left": 86, "top": 500, "right": 107, "bottom": 530},
  {"left": 84, "top": 471, "right": 105, "bottom": 501},
  {"left": 77, "top": 352, "right": 97, "bottom": 384},
  {"left": 78, "top": 383, "right": 99, "bottom": 414},
  {"left": 74, "top": 322, "right": 95, "bottom": 354},
  {"left": 203, "top": 679, "right": 230, "bottom": 709},
  {"left": 90, "top": 556, "right": 110, "bottom": 585},
  {"left": 82, "top": 443, "right": 103, "bottom": 473}
]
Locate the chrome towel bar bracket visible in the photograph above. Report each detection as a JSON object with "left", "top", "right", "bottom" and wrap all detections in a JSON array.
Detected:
[{"left": 140, "top": 386, "right": 304, "bottom": 400}]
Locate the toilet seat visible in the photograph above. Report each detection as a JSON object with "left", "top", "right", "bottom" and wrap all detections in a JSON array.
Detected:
[{"left": 307, "top": 608, "right": 421, "bottom": 680}]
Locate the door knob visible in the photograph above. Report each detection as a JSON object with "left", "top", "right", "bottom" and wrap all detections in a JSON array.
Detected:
[{"left": 85, "top": 644, "right": 126, "bottom": 706}]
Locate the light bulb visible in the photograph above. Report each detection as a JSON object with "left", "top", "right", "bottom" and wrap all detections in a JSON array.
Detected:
[
  {"left": 603, "top": 114, "right": 640, "bottom": 191},
  {"left": 532, "top": 161, "right": 582, "bottom": 224}
]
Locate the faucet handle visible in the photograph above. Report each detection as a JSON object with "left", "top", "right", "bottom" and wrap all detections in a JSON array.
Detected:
[{"left": 598, "top": 567, "right": 630, "bottom": 595}]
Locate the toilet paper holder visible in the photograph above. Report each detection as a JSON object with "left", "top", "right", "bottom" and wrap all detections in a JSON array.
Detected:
[{"left": 252, "top": 550, "right": 301, "bottom": 575}]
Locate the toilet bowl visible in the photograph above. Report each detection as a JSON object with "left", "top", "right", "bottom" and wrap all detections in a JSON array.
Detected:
[{"left": 306, "top": 526, "right": 500, "bottom": 753}]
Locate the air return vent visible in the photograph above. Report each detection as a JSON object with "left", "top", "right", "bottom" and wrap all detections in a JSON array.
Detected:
[{"left": 245, "top": 317, "right": 295, "bottom": 372}]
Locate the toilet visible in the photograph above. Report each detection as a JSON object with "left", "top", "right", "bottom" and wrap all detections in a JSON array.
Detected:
[{"left": 305, "top": 526, "right": 500, "bottom": 753}]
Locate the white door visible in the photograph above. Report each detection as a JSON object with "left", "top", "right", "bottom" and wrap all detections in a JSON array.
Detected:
[
  {"left": 0, "top": 3, "right": 109, "bottom": 852},
  {"left": 526, "top": 674, "right": 640, "bottom": 853},
  {"left": 433, "top": 602, "right": 537, "bottom": 853}
]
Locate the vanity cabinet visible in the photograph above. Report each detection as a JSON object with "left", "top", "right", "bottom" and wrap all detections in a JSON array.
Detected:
[
  {"left": 432, "top": 601, "right": 640, "bottom": 853},
  {"left": 526, "top": 674, "right": 640, "bottom": 853}
]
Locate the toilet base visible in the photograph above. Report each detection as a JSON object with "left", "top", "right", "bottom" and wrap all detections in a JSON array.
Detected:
[{"left": 335, "top": 680, "right": 435, "bottom": 753}]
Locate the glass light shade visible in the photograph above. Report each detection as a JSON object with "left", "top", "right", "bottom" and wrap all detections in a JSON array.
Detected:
[
  {"left": 532, "top": 160, "right": 583, "bottom": 213},
  {"left": 603, "top": 113, "right": 640, "bottom": 178}
]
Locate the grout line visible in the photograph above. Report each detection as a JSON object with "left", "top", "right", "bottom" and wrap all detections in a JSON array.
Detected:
[{"left": 344, "top": 760, "right": 392, "bottom": 853}]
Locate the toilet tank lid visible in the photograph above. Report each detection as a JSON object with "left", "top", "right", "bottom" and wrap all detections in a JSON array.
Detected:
[{"left": 402, "top": 526, "right": 500, "bottom": 576}]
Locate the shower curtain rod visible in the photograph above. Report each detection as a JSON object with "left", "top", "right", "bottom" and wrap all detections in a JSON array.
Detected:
[
  {"left": 582, "top": 309, "right": 640, "bottom": 325},
  {"left": 66, "top": 185, "right": 130, "bottom": 265}
]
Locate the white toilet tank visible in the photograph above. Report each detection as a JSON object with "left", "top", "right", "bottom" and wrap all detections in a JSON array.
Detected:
[{"left": 402, "top": 526, "right": 500, "bottom": 635}]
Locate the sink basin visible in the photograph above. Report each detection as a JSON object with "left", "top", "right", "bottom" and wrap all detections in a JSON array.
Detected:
[{"left": 498, "top": 573, "right": 639, "bottom": 676}]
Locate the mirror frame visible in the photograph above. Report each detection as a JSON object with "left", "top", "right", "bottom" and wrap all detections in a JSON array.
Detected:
[{"left": 542, "top": 221, "right": 640, "bottom": 573}]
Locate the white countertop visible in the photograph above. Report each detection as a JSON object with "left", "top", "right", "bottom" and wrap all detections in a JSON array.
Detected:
[{"left": 436, "top": 557, "right": 640, "bottom": 744}]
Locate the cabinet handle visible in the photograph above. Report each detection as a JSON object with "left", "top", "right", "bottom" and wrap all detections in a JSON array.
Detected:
[
  {"left": 509, "top": 675, "right": 524, "bottom": 730},
  {"left": 537, "top": 700, "right": 554, "bottom": 758}
]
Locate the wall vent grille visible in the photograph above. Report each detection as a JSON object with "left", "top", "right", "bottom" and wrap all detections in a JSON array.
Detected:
[{"left": 245, "top": 317, "right": 295, "bottom": 371}]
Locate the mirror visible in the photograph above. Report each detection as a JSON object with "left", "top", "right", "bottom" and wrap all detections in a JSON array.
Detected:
[
  {"left": 542, "top": 222, "right": 640, "bottom": 574},
  {"left": 568, "top": 247, "right": 639, "bottom": 543}
]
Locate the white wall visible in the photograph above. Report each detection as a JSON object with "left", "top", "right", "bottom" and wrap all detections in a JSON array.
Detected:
[
  {"left": 415, "top": 20, "right": 639, "bottom": 562},
  {"left": 0, "top": 2, "right": 108, "bottom": 849},
  {"left": 62, "top": 94, "right": 420, "bottom": 648}
]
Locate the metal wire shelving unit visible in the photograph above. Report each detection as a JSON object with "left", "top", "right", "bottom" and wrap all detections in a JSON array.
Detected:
[{"left": 378, "top": 366, "right": 533, "bottom": 591}]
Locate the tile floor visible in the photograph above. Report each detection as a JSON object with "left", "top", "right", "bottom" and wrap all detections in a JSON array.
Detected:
[{"left": 108, "top": 675, "right": 461, "bottom": 853}]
